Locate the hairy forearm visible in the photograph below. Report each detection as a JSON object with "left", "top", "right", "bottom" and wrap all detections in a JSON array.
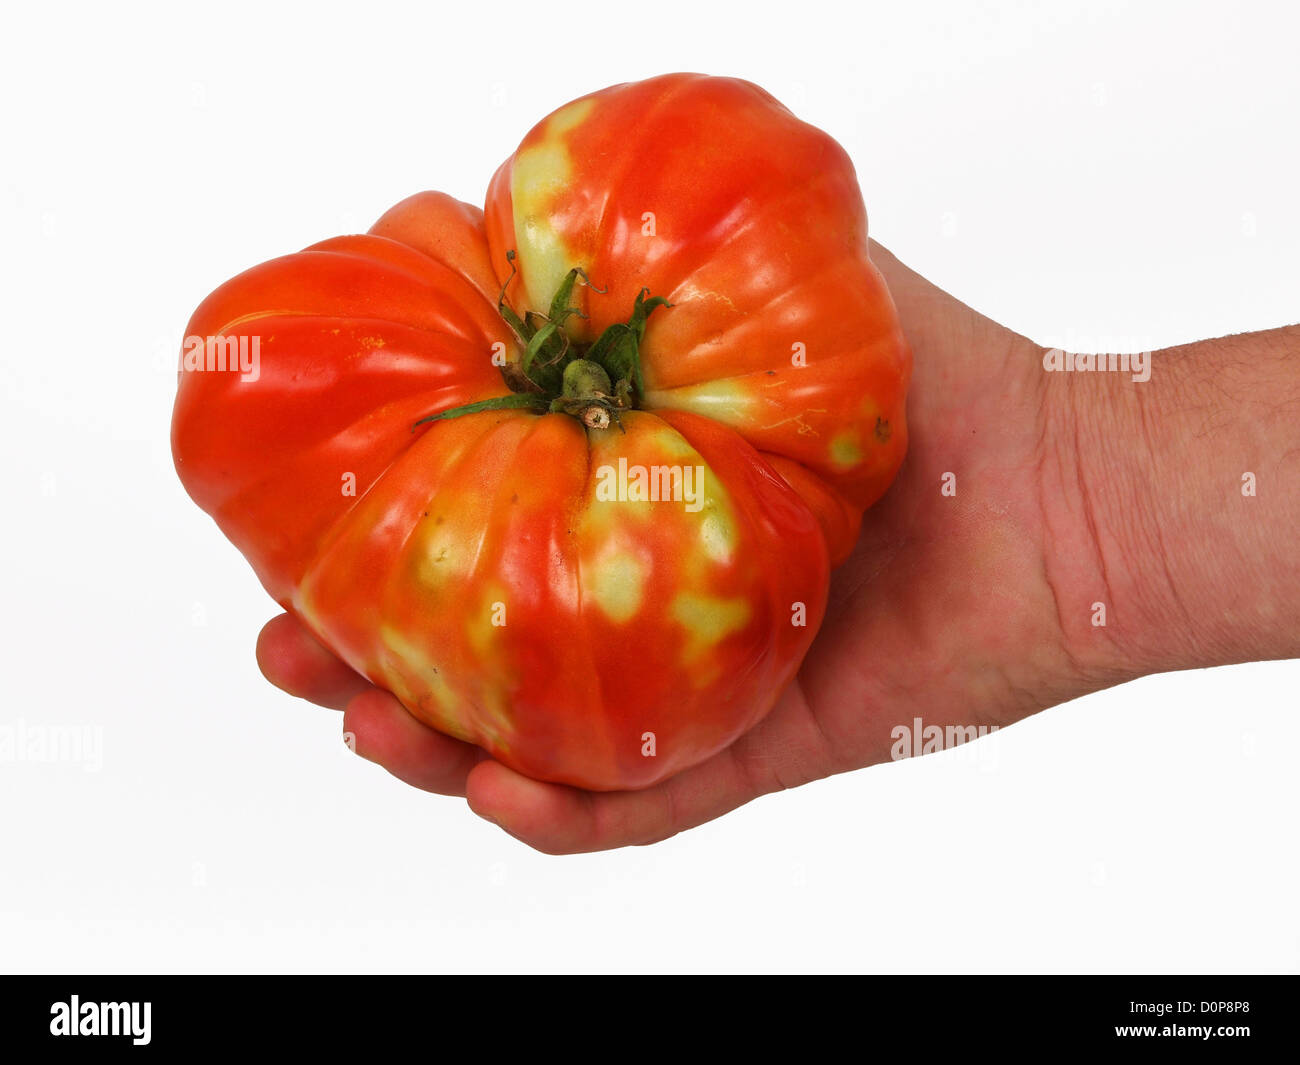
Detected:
[{"left": 1041, "top": 325, "right": 1300, "bottom": 679}]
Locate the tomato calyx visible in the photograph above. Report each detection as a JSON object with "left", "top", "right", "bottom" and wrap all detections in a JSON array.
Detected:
[{"left": 414, "top": 252, "right": 670, "bottom": 432}]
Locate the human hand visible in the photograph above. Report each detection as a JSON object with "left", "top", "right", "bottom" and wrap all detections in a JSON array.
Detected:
[{"left": 257, "top": 242, "right": 1300, "bottom": 852}]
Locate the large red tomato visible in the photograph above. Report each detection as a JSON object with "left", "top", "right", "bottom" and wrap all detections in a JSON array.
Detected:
[{"left": 172, "top": 73, "right": 910, "bottom": 790}]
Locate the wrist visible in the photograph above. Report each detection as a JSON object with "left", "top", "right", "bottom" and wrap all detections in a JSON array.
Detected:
[{"left": 1039, "top": 328, "right": 1300, "bottom": 679}]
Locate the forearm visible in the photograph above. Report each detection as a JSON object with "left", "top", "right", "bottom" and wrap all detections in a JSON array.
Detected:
[{"left": 1042, "top": 325, "right": 1300, "bottom": 678}]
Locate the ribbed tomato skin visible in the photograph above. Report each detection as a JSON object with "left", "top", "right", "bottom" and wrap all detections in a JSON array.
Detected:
[{"left": 172, "top": 74, "right": 909, "bottom": 790}]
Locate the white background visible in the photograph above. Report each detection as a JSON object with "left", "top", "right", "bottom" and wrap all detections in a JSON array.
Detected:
[{"left": 2, "top": 0, "right": 1296, "bottom": 974}]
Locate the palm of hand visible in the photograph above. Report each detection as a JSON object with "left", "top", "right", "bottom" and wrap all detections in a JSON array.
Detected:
[{"left": 258, "top": 243, "right": 1083, "bottom": 853}]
